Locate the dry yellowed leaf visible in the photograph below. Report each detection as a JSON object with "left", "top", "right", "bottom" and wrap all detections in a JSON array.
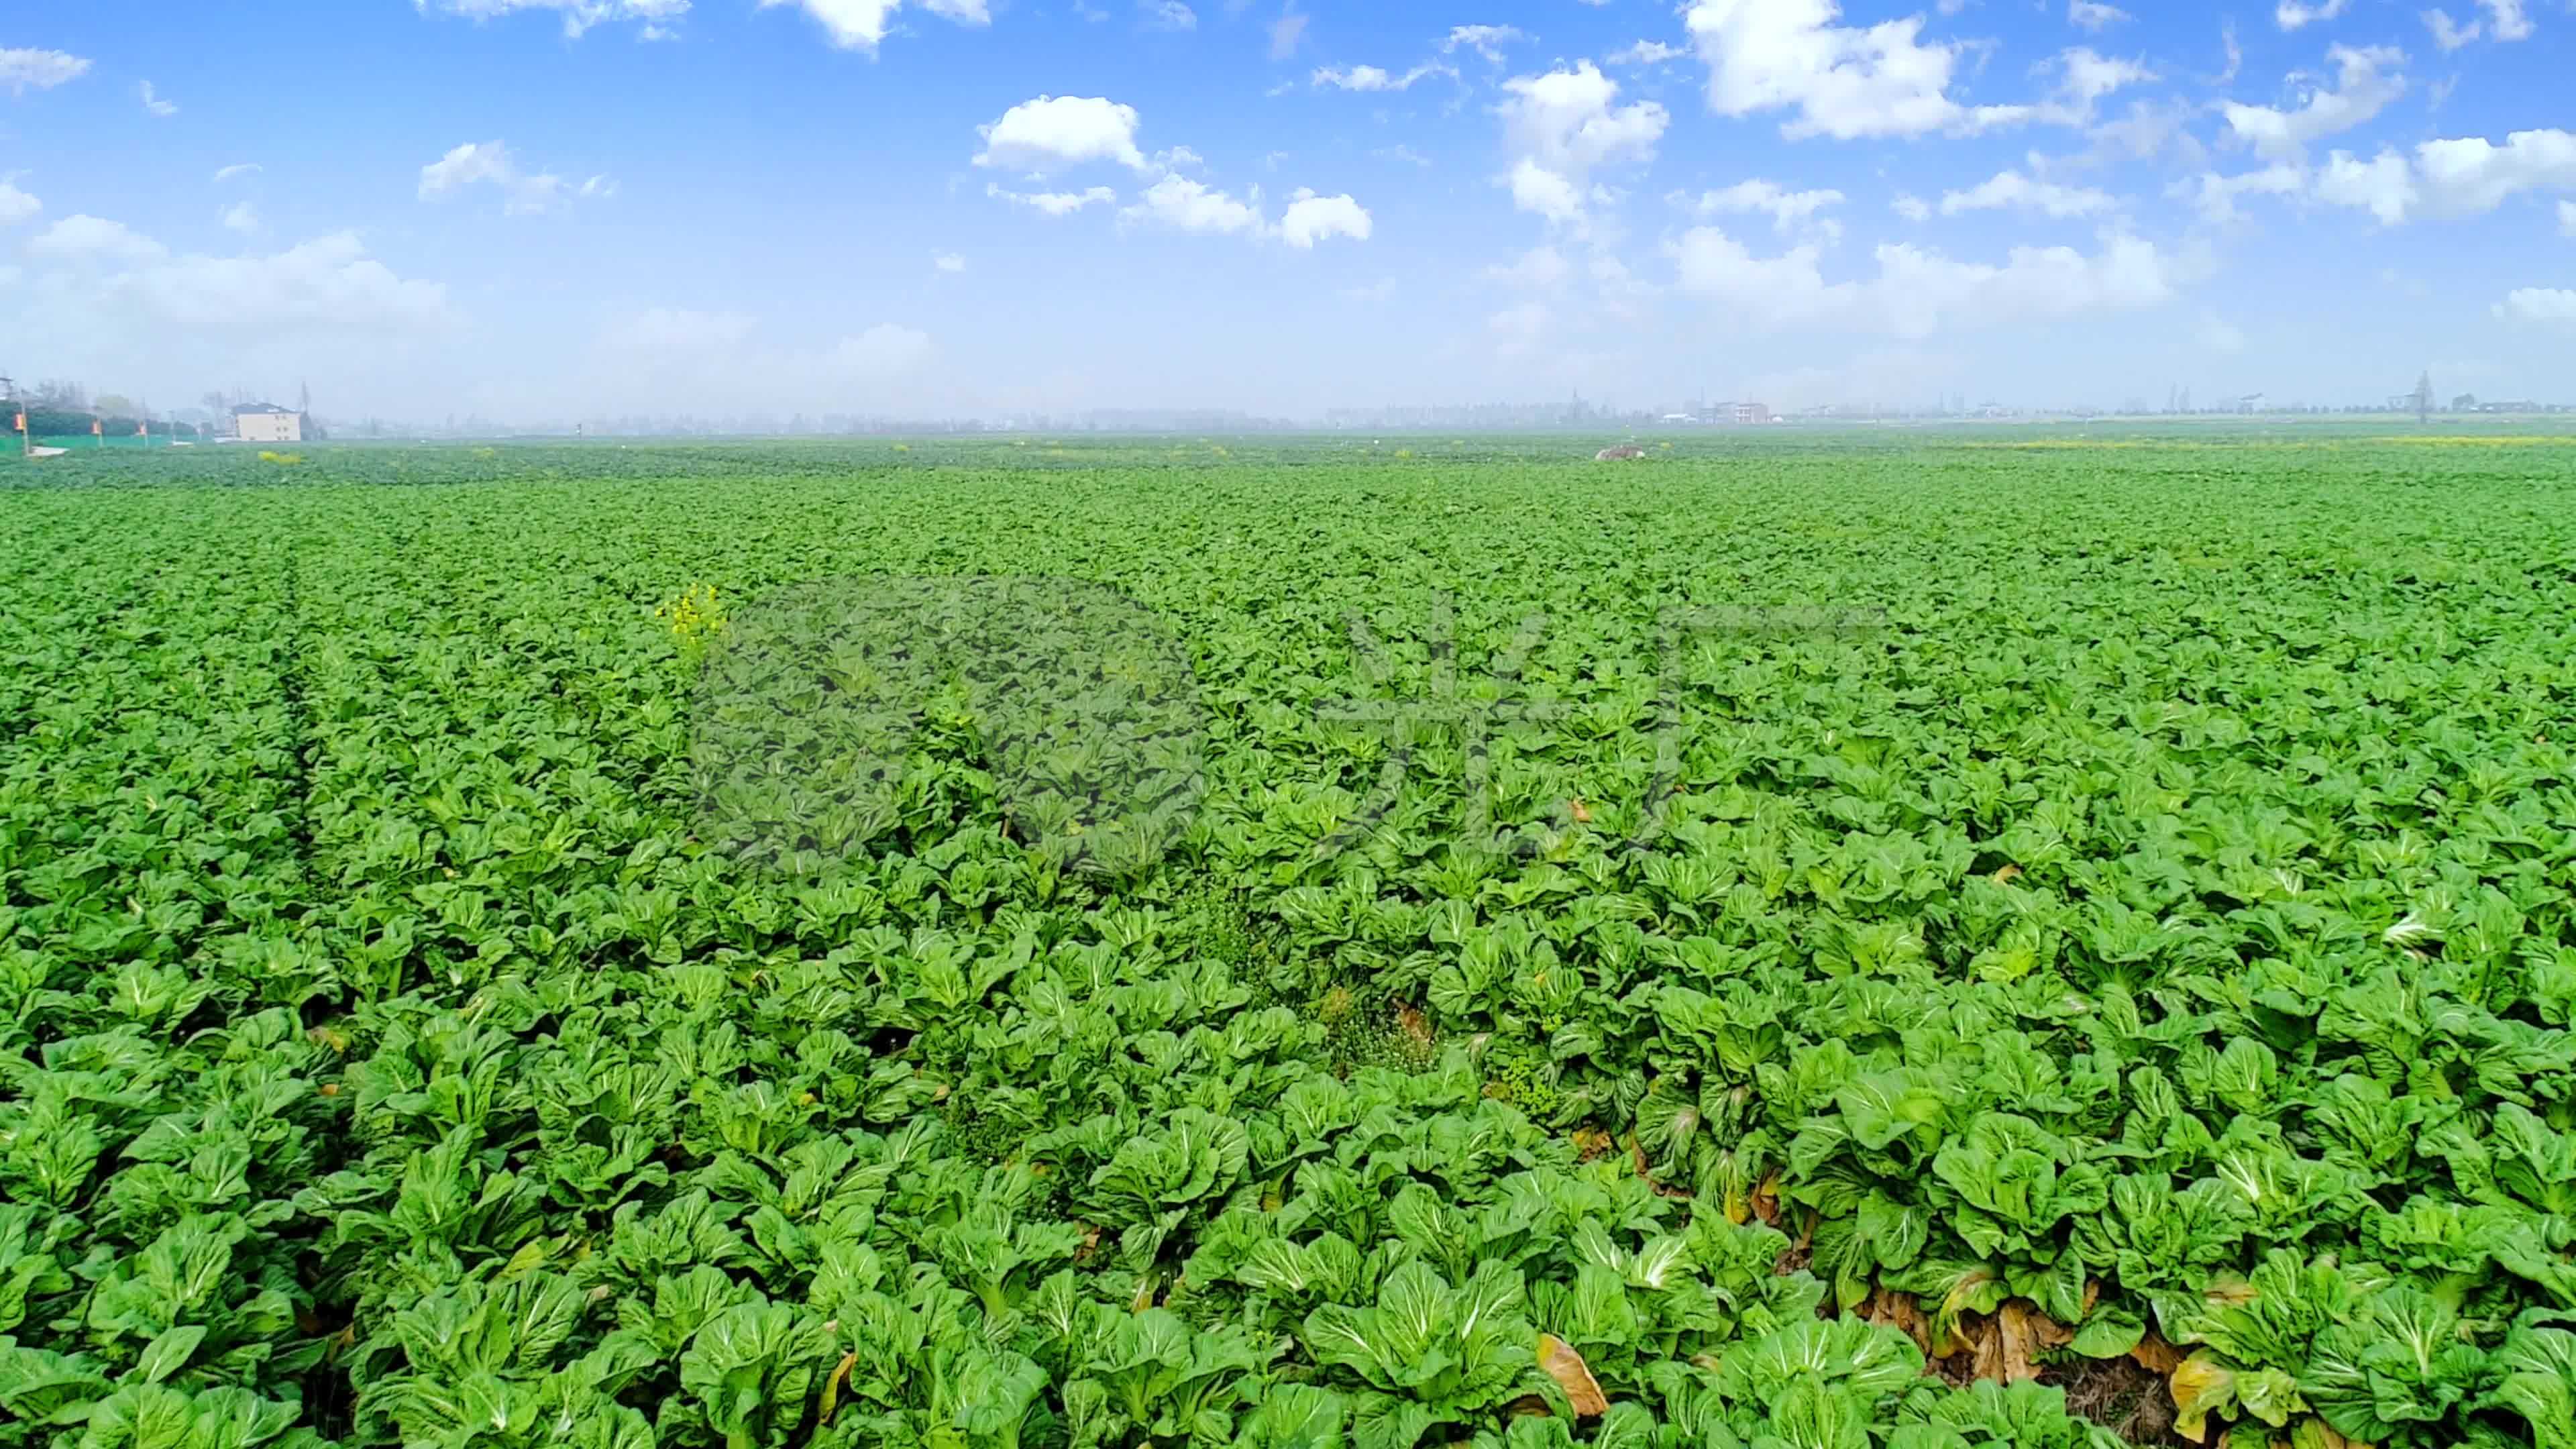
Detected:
[
  {"left": 2167, "top": 1350, "right": 2235, "bottom": 1445},
  {"left": 2130, "top": 1332, "right": 2188, "bottom": 1376},
  {"left": 1864, "top": 1289, "right": 1934, "bottom": 1355},
  {"left": 1991, "top": 863, "right": 2023, "bottom": 884},
  {"left": 817, "top": 1348, "right": 858, "bottom": 1426},
  {"left": 1972, "top": 1301, "right": 2057, "bottom": 1383},
  {"left": 1538, "top": 1334, "right": 1609, "bottom": 1416},
  {"left": 1395, "top": 1004, "right": 1433, "bottom": 1043},
  {"left": 1571, "top": 1126, "right": 1614, "bottom": 1161},
  {"left": 1568, "top": 797, "right": 1594, "bottom": 823}
]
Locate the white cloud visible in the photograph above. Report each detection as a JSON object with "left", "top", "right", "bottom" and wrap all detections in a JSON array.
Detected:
[
  {"left": 418, "top": 141, "right": 610, "bottom": 214},
  {"left": 2312, "top": 148, "right": 2420, "bottom": 223},
  {"left": 139, "top": 81, "right": 178, "bottom": 117},
  {"left": 1941, "top": 169, "right": 2118, "bottom": 217},
  {"left": 932, "top": 251, "right": 966, "bottom": 272},
  {"left": 213, "top": 163, "right": 261, "bottom": 184},
  {"left": 0, "top": 180, "right": 38, "bottom": 227},
  {"left": 2068, "top": 1, "right": 2130, "bottom": 30},
  {"left": 1607, "top": 40, "right": 1686, "bottom": 64},
  {"left": 1690, "top": 179, "right": 1846, "bottom": 239},
  {"left": 415, "top": 0, "right": 690, "bottom": 39},
  {"left": 2496, "top": 287, "right": 2576, "bottom": 323},
  {"left": 2301, "top": 129, "right": 2576, "bottom": 224},
  {"left": 1483, "top": 244, "right": 1571, "bottom": 288},
  {"left": 1670, "top": 226, "right": 2184, "bottom": 338},
  {"left": 987, "top": 182, "right": 1118, "bottom": 215},
  {"left": 1311, "top": 62, "right": 1448, "bottom": 91},
  {"left": 1496, "top": 61, "right": 1668, "bottom": 223},
  {"left": 1442, "top": 25, "right": 1525, "bottom": 61},
  {"left": 25, "top": 227, "right": 452, "bottom": 335},
  {"left": 2222, "top": 45, "right": 2404, "bottom": 160},
  {"left": 2196, "top": 309, "right": 2247, "bottom": 352},
  {"left": 1270, "top": 9, "right": 1309, "bottom": 60},
  {"left": 0, "top": 47, "right": 92, "bottom": 93},
  {"left": 221, "top": 202, "right": 260, "bottom": 233},
  {"left": 974, "top": 96, "right": 1147, "bottom": 174},
  {"left": 1142, "top": 1, "right": 1195, "bottom": 29},
  {"left": 2174, "top": 162, "right": 2307, "bottom": 223},
  {"left": 27, "top": 215, "right": 168, "bottom": 264},
  {"left": 2481, "top": 0, "right": 2533, "bottom": 41},
  {"left": 2274, "top": 0, "right": 2349, "bottom": 30},
  {"left": 753, "top": 0, "right": 990, "bottom": 51},
  {"left": 2055, "top": 48, "right": 2155, "bottom": 113},
  {"left": 2423, "top": 10, "right": 2480, "bottom": 48},
  {"left": 1892, "top": 193, "right": 1931, "bottom": 221},
  {"left": 1279, "top": 189, "right": 1371, "bottom": 247},
  {"left": 1684, "top": 0, "right": 2031, "bottom": 141},
  {"left": 1506, "top": 159, "right": 1585, "bottom": 222},
  {"left": 1122, "top": 174, "right": 1265, "bottom": 235}
]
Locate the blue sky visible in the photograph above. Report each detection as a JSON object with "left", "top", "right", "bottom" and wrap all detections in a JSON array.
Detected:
[{"left": 3, "top": 0, "right": 2572, "bottom": 423}]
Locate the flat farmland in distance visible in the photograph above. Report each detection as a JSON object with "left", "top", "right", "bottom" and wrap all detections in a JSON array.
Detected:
[{"left": 4, "top": 433, "right": 2575, "bottom": 1449}]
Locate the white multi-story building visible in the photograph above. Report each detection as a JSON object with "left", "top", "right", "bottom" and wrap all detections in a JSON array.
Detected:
[{"left": 233, "top": 405, "right": 303, "bottom": 443}]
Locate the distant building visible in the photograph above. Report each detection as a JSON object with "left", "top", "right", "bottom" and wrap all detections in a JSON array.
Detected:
[
  {"left": 1730, "top": 401, "right": 1771, "bottom": 425},
  {"left": 233, "top": 403, "right": 303, "bottom": 443}
]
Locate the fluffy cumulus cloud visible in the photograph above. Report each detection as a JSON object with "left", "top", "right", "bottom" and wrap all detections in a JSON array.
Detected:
[
  {"left": 1121, "top": 174, "right": 1265, "bottom": 236},
  {"left": 986, "top": 182, "right": 1117, "bottom": 215},
  {"left": 1684, "top": 0, "right": 2029, "bottom": 140},
  {"left": 1607, "top": 40, "right": 1686, "bottom": 65},
  {"left": 1688, "top": 179, "right": 1845, "bottom": 239},
  {"left": 2422, "top": 0, "right": 2532, "bottom": 49},
  {"left": 2273, "top": 0, "right": 2349, "bottom": 31},
  {"left": 1496, "top": 62, "right": 1667, "bottom": 222},
  {"left": 414, "top": 0, "right": 690, "bottom": 39},
  {"left": 1141, "top": 2, "right": 1195, "bottom": 31},
  {"left": 932, "top": 252, "right": 966, "bottom": 273},
  {"left": 1939, "top": 170, "right": 2118, "bottom": 219},
  {"left": 1670, "top": 227, "right": 2182, "bottom": 339},
  {"left": 974, "top": 96, "right": 1147, "bottom": 175},
  {"left": 2317, "top": 128, "right": 2576, "bottom": 223},
  {"left": 2221, "top": 45, "right": 2406, "bottom": 160},
  {"left": 2068, "top": 1, "right": 2130, "bottom": 30},
  {"left": 0, "top": 46, "right": 92, "bottom": 93},
  {"left": 2496, "top": 288, "right": 2576, "bottom": 324},
  {"left": 139, "top": 81, "right": 178, "bottom": 117},
  {"left": 0, "top": 180, "right": 38, "bottom": 227},
  {"left": 755, "top": 0, "right": 991, "bottom": 52},
  {"left": 419, "top": 142, "right": 613, "bottom": 214},
  {"left": 1278, "top": 189, "right": 1371, "bottom": 248}
]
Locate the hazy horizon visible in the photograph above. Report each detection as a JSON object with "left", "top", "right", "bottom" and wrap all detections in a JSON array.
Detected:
[{"left": 5, "top": 0, "right": 2573, "bottom": 425}]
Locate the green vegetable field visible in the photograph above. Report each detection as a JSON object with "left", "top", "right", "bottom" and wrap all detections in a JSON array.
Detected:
[{"left": 5, "top": 435, "right": 2575, "bottom": 1449}]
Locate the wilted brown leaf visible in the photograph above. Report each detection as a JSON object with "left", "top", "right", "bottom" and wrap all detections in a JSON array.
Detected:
[
  {"left": 1571, "top": 1126, "right": 1614, "bottom": 1161},
  {"left": 1972, "top": 1301, "right": 2064, "bottom": 1383},
  {"left": 1505, "top": 1395, "right": 1553, "bottom": 1418},
  {"left": 1395, "top": 1004, "right": 1433, "bottom": 1043},
  {"left": 1864, "top": 1289, "right": 1933, "bottom": 1354},
  {"left": 1568, "top": 797, "right": 1594, "bottom": 823},
  {"left": 1538, "top": 1334, "right": 1609, "bottom": 1416},
  {"left": 1749, "top": 1173, "right": 1782, "bottom": 1225},
  {"left": 1991, "top": 863, "right": 2022, "bottom": 884},
  {"left": 2129, "top": 1332, "right": 2187, "bottom": 1375}
]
